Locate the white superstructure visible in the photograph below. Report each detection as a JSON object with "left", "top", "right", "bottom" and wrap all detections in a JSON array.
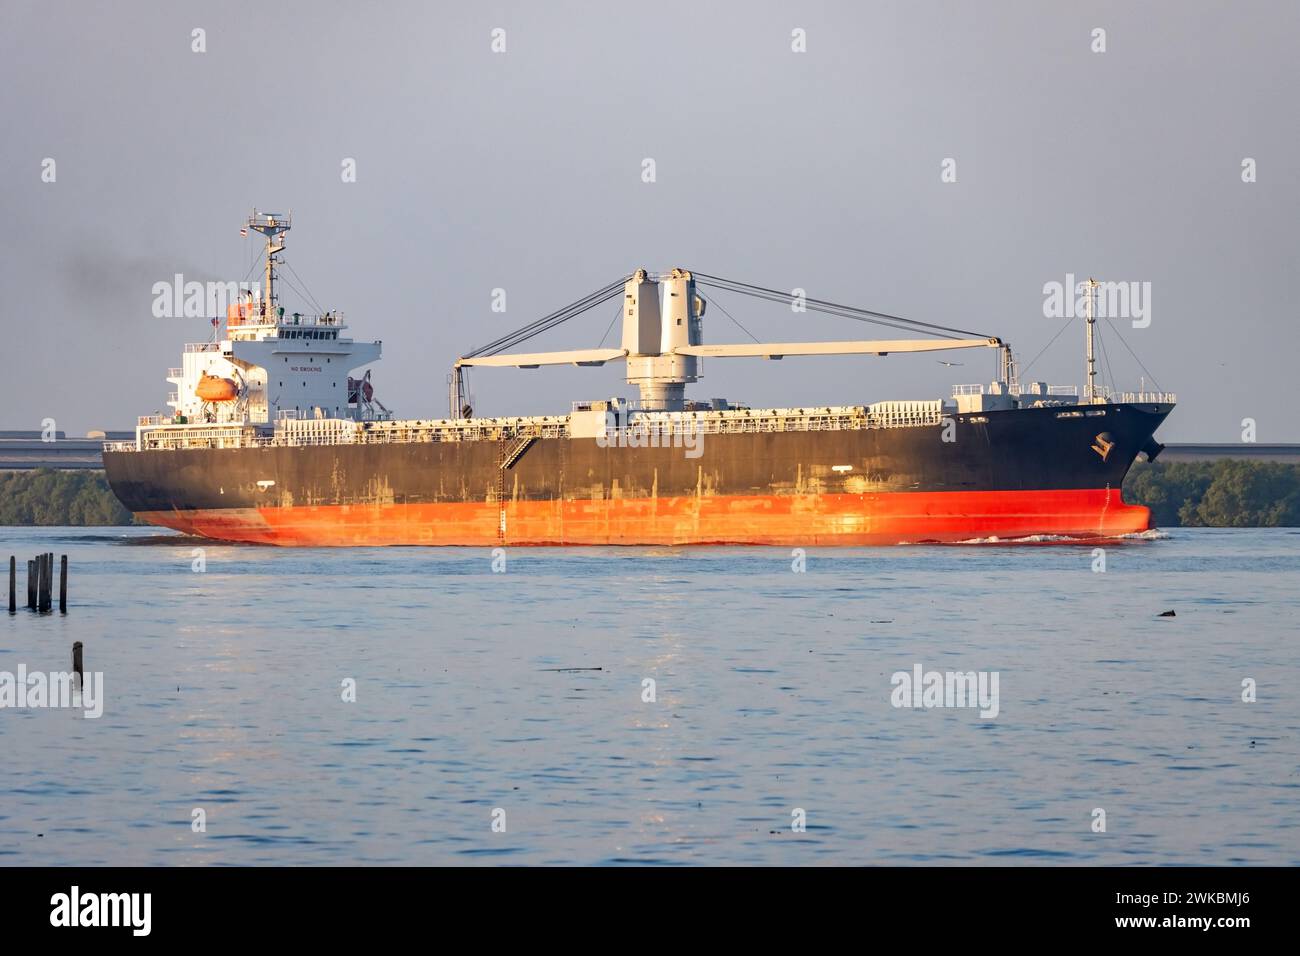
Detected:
[{"left": 160, "top": 210, "right": 383, "bottom": 429}]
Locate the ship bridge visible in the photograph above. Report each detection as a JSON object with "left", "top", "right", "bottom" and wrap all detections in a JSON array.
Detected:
[{"left": 163, "top": 210, "right": 384, "bottom": 428}]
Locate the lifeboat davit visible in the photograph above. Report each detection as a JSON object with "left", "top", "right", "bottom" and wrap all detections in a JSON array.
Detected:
[{"left": 196, "top": 374, "right": 239, "bottom": 402}]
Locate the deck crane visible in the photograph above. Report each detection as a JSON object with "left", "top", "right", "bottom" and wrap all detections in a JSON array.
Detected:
[{"left": 451, "top": 268, "right": 1006, "bottom": 416}]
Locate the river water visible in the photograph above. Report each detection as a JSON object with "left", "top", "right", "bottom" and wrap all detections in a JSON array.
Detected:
[{"left": 1, "top": 526, "right": 1297, "bottom": 865}]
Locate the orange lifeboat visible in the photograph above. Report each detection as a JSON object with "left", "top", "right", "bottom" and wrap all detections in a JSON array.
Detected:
[{"left": 196, "top": 374, "right": 239, "bottom": 402}]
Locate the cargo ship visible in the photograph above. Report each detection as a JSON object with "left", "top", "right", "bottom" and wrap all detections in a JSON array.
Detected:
[{"left": 103, "top": 212, "right": 1175, "bottom": 546}]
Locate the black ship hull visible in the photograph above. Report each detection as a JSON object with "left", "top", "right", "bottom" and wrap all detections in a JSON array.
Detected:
[{"left": 103, "top": 402, "right": 1171, "bottom": 546}]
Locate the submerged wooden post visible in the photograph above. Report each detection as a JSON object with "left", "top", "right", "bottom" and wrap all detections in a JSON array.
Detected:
[
  {"left": 59, "top": 555, "right": 67, "bottom": 614},
  {"left": 7, "top": 556, "right": 14, "bottom": 614},
  {"left": 27, "top": 559, "right": 35, "bottom": 610},
  {"left": 72, "top": 641, "right": 83, "bottom": 687},
  {"left": 37, "top": 554, "right": 48, "bottom": 612},
  {"left": 44, "top": 553, "right": 54, "bottom": 612}
]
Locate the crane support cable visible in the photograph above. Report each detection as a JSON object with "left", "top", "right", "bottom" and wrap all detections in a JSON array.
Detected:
[
  {"left": 468, "top": 280, "right": 624, "bottom": 357},
  {"left": 693, "top": 272, "right": 994, "bottom": 340},
  {"left": 478, "top": 287, "right": 621, "bottom": 356},
  {"left": 283, "top": 261, "right": 327, "bottom": 315},
  {"left": 464, "top": 276, "right": 629, "bottom": 359},
  {"left": 1102, "top": 316, "right": 1163, "bottom": 392},
  {"left": 701, "top": 287, "right": 762, "bottom": 343},
  {"left": 699, "top": 279, "right": 962, "bottom": 340}
]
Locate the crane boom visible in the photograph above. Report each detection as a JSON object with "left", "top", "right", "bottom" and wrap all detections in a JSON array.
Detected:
[
  {"left": 673, "top": 337, "right": 1001, "bottom": 359},
  {"left": 450, "top": 268, "right": 1009, "bottom": 416},
  {"left": 457, "top": 348, "right": 627, "bottom": 369}
]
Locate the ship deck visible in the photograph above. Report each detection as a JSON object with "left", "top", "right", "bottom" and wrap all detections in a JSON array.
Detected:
[{"left": 104, "top": 392, "right": 1175, "bottom": 455}]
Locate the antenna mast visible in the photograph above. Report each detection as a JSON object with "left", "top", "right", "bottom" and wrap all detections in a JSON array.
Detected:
[
  {"left": 1083, "top": 277, "right": 1099, "bottom": 402},
  {"left": 246, "top": 209, "right": 292, "bottom": 319}
]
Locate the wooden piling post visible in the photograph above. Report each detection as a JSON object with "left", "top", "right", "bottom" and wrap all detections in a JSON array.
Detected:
[
  {"left": 72, "top": 641, "right": 83, "bottom": 687},
  {"left": 7, "top": 556, "right": 14, "bottom": 614},
  {"left": 27, "top": 560, "right": 35, "bottom": 609},
  {"left": 43, "top": 553, "right": 53, "bottom": 613},
  {"left": 37, "top": 554, "right": 47, "bottom": 613},
  {"left": 59, "top": 555, "right": 67, "bottom": 614}
]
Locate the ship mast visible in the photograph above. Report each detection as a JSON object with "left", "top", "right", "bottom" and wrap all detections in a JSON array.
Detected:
[
  {"left": 1083, "top": 276, "right": 1099, "bottom": 402},
  {"left": 998, "top": 342, "right": 1017, "bottom": 391},
  {"left": 247, "top": 209, "right": 292, "bottom": 319}
]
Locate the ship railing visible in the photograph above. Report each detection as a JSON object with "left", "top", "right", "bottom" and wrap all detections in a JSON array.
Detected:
[
  {"left": 279, "top": 311, "right": 344, "bottom": 328},
  {"left": 266, "top": 434, "right": 344, "bottom": 447},
  {"left": 1114, "top": 391, "right": 1176, "bottom": 404},
  {"left": 268, "top": 418, "right": 360, "bottom": 446},
  {"left": 622, "top": 407, "right": 943, "bottom": 435},
  {"left": 1014, "top": 382, "right": 1076, "bottom": 396},
  {"left": 184, "top": 343, "right": 221, "bottom": 353},
  {"left": 225, "top": 315, "right": 277, "bottom": 329},
  {"left": 167, "top": 368, "right": 183, "bottom": 378},
  {"left": 227, "top": 310, "right": 345, "bottom": 328},
  {"left": 348, "top": 418, "right": 571, "bottom": 446},
  {"left": 113, "top": 403, "right": 957, "bottom": 453},
  {"left": 106, "top": 420, "right": 273, "bottom": 452},
  {"left": 952, "top": 384, "right": 985, "bottom": 396},
  {"left": 134, "top": 425, "right": 269, "bottom": 451}
]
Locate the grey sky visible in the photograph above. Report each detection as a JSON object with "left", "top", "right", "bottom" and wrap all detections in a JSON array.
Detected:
[{"left": 2, "top": 0, "right": 1296, "bottom": 441}]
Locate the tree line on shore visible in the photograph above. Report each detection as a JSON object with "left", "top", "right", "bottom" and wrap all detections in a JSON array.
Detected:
[
  {"left": 0, "top": 469, "right": 134, "bottom": 526},
  {"left": 1, "top": 462, "right": 1298, "bottom": 528},
  {"left": 1124, "top": 460, "right": 1300, "bottom": 527}
]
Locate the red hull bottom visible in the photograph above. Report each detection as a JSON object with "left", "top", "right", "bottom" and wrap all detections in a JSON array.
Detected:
[{"left": 133, "top": 488, "right": 1152, "bottom": 546}]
